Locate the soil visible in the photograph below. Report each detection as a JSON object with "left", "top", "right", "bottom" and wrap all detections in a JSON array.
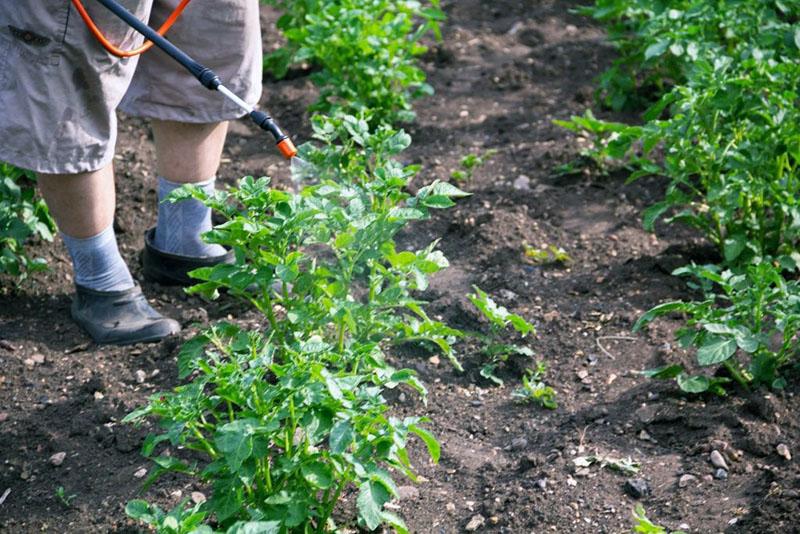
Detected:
[{"left": 1, "top": 1, "right": 798, "bottom": 533}]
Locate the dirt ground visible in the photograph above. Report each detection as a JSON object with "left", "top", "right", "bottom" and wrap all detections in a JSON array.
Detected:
[{"left": 2, "top": 1, "right": 798, "bottom": 533}]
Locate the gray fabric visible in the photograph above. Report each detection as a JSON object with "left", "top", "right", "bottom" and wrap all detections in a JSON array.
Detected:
[
  {"left": 61, "top": 224, "right": 134, "bottom": 291},
  {"left": 153, "top": 175, "right": 226, "bottom": 257},
  {"left": 0, "top": 0, "right": 262, "bottom": 174}
]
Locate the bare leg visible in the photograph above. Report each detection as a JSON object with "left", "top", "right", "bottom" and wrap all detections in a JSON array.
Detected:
[
  {"left": 37, "top": 163, "right": 115, "bottom": 239},
  {"left": 151, "top": 120, "right": 229, "bottom": 183}
]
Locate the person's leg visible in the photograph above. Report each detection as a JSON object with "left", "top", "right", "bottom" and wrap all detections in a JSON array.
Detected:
[
  {"left": 149, "top": 120, "right": 229, "bottom": 258},
  {"left": 37, "top": 164, "right": 133, "bottom": 292}
]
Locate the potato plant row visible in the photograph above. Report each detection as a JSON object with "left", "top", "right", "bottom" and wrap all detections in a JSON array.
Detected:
[
  {"left": 559, "top": 0, "right": 800, "bottom": 394},
  {"left": 124, "top": 5, "right": 533, "bottom": 534}
]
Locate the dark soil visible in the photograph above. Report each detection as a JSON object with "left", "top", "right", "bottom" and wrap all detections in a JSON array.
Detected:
[{"left": 2, "top": 1, "right": 798, "bottom": 533}]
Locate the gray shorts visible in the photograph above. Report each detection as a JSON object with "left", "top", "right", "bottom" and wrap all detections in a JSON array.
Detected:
[{"left": 0, "top": 0, "right": 262, "bottom": 174}]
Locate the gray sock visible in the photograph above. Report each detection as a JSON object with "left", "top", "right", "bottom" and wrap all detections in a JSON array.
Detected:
[
  {"left": 153, "top": 176, "right": 226, "bottom": 258},
  {"left": 62, "top": 225, "right": 135, "bottom": 292}
]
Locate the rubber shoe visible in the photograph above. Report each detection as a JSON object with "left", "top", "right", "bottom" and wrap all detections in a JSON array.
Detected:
[
  {"left": 142, "top": 227, "right": 234, "bottom": 287},
  {"left": 71, "top": 284, "right": 181, "bottom": 345}
]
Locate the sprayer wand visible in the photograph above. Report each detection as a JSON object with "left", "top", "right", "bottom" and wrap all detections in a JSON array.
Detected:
[{"left": 88, "top": 0, "right": 298, "bottom": 159}]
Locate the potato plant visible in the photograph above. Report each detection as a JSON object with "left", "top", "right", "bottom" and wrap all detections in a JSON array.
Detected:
[
  {"left": 0, "top": 163, "right": 55, "bottom": 279},
  {"left": 560, "top": 0, "right": 800, "bottom": 395},
  {"left": 262, "top": 0, "right": 444, "bottom": 126},
  {"left": 125, "top": 115, "right": 471, "bottom": 532}
]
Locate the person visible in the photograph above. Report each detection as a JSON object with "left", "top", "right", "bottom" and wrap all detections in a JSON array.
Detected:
[{"left": 0, "top": 0, "right": 262, "bottom": 345}]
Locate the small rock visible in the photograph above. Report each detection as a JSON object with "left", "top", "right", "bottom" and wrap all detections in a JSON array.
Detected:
[
  {"left": 134, "top": 370, "right": 147, "bottom": 384},
  {"left": 498, "top": 289, "right": 518, "bottom": 302},
  {"left": 428, "top": 355, "right": 440, "bottom": 366},
  {"left": 638, "top": 430, "right": 654, "bottom": 442},
  {"left": 510, "top": 437, "right": 528, "bottom": 451},
  {"left": 446, "top": 502, "right": 456, "bottom": 513},
  {"left": 513, "top": 175, "right": 531, "bottom": 190},
  {"left": 566, "top": 476, "right": 577, "bottom": 487},
  {"left": 397, "top": 485, "right": 419, "bottom": 501},
  {"left": 575, "top": 369, "right": 589, "bottom": 381},
  {"left": 23, "top": 358, "right": 34, "bottom": 367},
  {"left": 678, "top": 474, "right": 697, "bottom": 488},
  {"left": 31, "top": 353, "right": 45, "bottom": 365},
  {"left": 636, "top": 404, "right": 658, "bottom": 424},
  {"left": 93, "top": 391, "right": 104, "bottom": 401},
  {"left": 714, "top": 468, "right": 728, "bottom": 480},
  {"left": 624, "top": 478, "right": 651, "bottom": 499},
  {"left": 777, "top": 443, "right": 792, "bottom": 461},
  {"left": 49, "top": 452, "right": 67, "bottom": 466},
  {"left": 702, "top": 474, "right": 714, "bottom": 483},
  {"left": 465, "top": 514, "right": 486, "bottom": 531},
  {"left": 0, "top": 412, "right": 8, "bottom": 423},
  {"left": 133, "top": 468, "right": 147, "bottom": 479},
  {"left": 710, "top": 450, "right": 728, "bottom": 470},
  {"left": 190, "top": 491, "right": 206, "bottom": 504},
  {"left": 678, "top": 523, "right": 690, "bottom": 531},
  {"left": 535, "top": 478, "right": 547, "bottom": 491}
]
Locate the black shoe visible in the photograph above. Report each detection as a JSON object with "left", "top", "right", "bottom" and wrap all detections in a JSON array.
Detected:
[
  {"left": 71, "top": 284, "right": 181, "bottom": 345},
  {"left": 142, "top": 227, "right": 234, "bottom": 287}
]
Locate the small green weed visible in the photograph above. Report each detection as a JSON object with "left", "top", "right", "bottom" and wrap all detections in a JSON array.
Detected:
[
  {"left": 524, "top": 244, "right": 572, "bottom": 266},
  {"left": 631, "top": 504, "right": 686, "bottom": 534},
  {"left": 512, "top": 362, "right": 557, "bottom": 410},
  {"left": 55, "top": 486, "right": 77, "bottom": 508},
  {"left": 451, "top": 149, "right": 498, "bottom": 182}
]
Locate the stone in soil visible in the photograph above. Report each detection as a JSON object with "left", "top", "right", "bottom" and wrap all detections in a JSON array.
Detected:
[
  {"left": 49, "top": 452, "right": 66, "bottom": 466},
  {"left": 465, "top": 514, "right": 486, "bottom": 531},
  {"left": 191, "top": 491, "right": 206, "bottom": 504},
  {"left": 709, "top": 450, "right": 728, "bottom": 470},
  {"left": 776, "top": 443, "right": 792, "bottom": 461},
  {"left": 624, "top": 478, "right": 651, "bottom": 499},
  {"left": 678, "top": 474, "right": 697, "bottom": 488},
  {"left": 397, "top": 485, "right": 420, "bottom": 501},
  {"left": 714, "top": 468, "right": 728, "bottom": 480},
  {"left": 135, "top": 370, "right": 147, "bottom": 384}
]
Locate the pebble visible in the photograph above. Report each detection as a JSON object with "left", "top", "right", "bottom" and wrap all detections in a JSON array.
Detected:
[
  {"left": 93, "top": 391, "right": 104, "bottom": 401},
  {"left": 714, "top": 468, "right": 728, "bottom": 480},
  {"left": 510, "top": 437, "right": 528, "bottom": 451},
  {"left": 446, "top": 502, "right": 456, "bottom": 513},
  {"left": 135, "top": 370, "right": 147, "bottom": 384},
  {"left": 702, "top": 474, "right": 714, "bottom": 483},
  {"left": 624, "top": 478, "right": 651, "bottom": 499},
  {"left": 465, "top": 514, "right": 486, "bottom": 531},
  {"left": 535, "top": 478, "right": 547, "bottom": 491},
  {"left": 190, "top": 491, "right": 206, "bottom": 504},
  {"left": 31, "top": 353, "right": 45, "bottom": 365},
  {"left": 512, "top": 175, "right": 531, "bottom": 190},
  {"left": 397, "top": 485, "right": 419, "bottom": 501},
  {"left": 710, "top": 450, "right": 728, "bottom": 470},
  {"left": 777, "top": 443, "right": 792, "bottom": 461},
  {"left": 49, "top": 452, "right": 66, "bottom": 466},
  {"left": 133, "top": 468, "right": 147, "bottom": 479},
  {"left": 678, "top": 474, "right": 697, "bottom": 488}
]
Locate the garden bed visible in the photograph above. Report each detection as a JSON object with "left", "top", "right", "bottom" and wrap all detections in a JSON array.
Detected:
[{"left": 1, "top": 1, "right": 798, "bottom": 532}]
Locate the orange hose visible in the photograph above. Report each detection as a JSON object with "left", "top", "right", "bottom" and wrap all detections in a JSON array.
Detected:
[{"left": 70, "top": 0, "right": 191, "bottom": 58}]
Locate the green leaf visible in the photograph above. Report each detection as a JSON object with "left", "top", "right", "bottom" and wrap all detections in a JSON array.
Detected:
[
  {"left": 301, "top": 461, "right": 333, "bottom": 489},
  {"left": 125, "top": 500, "right": 155, "bottom": 523},
  {"left": 696, "top": 336, "right": 737, "bottom": 366},
  {"left": 357, "top": 480, "right": 391, "bottom": 530},
  {"left": 676, "top": 373, "right": 711, "bottom": 393},
  {"left": 641, "top": 364, "right": 684, "bottom": 379},
  {"left": 633, "top": 301, "right": 687, "bottom": 332},
  {"left": 329, "top": 421, "right": 354, "bottom": 454},
  {"left": 215, "top": 421, "right": 256, "bottom": 472},
  {"left": 723, "top": 233, "right": 746, "bottom": 262},
  {"left": 409, "top": 424, "right": 440, "bottom": 463},
  {"left": 226, "top": 521, "right": 282, "bottom": 534},
  {"left": 642, "top": 201, "right": 670, "bottom": 232},
  {"left": 644, "top": 39, "right": 669, "bottom": 60}
]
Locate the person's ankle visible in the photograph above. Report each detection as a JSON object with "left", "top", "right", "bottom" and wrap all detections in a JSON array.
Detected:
[
  {"left": 61, "top": 225, "right": 135, "bottom": 292},
  {"left": 152, "top": 176, "right": 227, "bottom": 258}
]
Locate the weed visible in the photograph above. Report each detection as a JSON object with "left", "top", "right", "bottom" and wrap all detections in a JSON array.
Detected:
[
  {"left": 55, "top": 486, "right": 77, "bottom": 508},
  {"left": 451, "top": 149, "right": 498, "bottom": 182},
  {"left": 524, "top": 244, "right": 572, "bottom": 266},
  {"left": 631, "top": 504, "right": 686, "bottom": 534},
  {"left": 512, "top": 362, "right": 557, "bottom": 410}
]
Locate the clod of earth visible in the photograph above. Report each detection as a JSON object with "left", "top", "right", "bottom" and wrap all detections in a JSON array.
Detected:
[{"left": 624, "top": 478, "right": 651, "bottom": 499}]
